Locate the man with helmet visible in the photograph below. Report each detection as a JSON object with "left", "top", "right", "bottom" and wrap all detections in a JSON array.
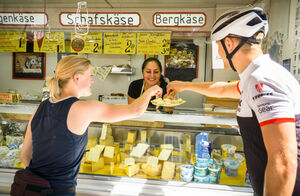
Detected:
[{"left": 167, "top": 7, "right": 300, "bottom": 196}]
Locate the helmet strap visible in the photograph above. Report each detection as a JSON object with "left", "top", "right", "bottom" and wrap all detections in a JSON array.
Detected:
[{"left": 220, "top": 38, "right": 247, "bottom": 72}]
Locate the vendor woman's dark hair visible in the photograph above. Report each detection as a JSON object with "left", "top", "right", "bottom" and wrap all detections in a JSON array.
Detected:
[{"left": 142, "top": 57, "right": 165, "bottom": 82}]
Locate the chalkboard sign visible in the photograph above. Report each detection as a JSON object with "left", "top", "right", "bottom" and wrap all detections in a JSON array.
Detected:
[{"left": 164, "top": 40, "right": 198, "bottom": 81}]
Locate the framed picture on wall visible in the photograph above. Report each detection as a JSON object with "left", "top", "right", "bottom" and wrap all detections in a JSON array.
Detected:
[
  {"left": 164, "top": 39, "right": 198, "bottom": 81},
  {"left": 144, "top": 54, "right": 158, "bottom": 60},
  {"left": 12, "top": 52, "right": 46, "bottom": 80}
]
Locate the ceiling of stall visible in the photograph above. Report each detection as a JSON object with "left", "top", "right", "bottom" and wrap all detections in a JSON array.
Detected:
[{"left": 0, "top": 0, "right": 263, "bottom": 8}]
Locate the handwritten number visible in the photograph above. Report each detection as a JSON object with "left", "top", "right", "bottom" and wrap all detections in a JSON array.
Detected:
[
  {"left": 125, "top": 40, "right": 132, "bottom": 53},
  {"left": 93, "top": 43, "right": 99, "bottom": 53}
]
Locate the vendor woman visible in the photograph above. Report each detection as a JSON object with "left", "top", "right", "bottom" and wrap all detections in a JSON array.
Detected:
[{"left": 128, "top": 57, "right": 170, "bottom": 110}]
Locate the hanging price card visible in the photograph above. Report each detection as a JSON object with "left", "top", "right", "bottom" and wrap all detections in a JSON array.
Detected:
[
  {"left": 137, "top": 32, "right": 171, "bottom": 55},
  {"left": 70, "top": 32, "right": 102, "bottom": 54},
  {"left": 0, "top": 31, "right": 26, "bottom": 52},
  {"left": 104, "top": 32, "right": 136, "bottom": 54},
  {"left": 34, "top": 32, "right": 65, "bottom": 53}
]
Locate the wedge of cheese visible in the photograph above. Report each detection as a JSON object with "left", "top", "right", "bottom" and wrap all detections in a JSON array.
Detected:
[
  {"left": 160, "top": 144, "right": 173, "bottom": 150},
  {"left": 104, "top": 146, "right": 115, "bottom": 158},
  {"left": 91, "top": 157, "right": 104, "bottom": 172},
  {"left": 140, "top": 131, "right": 147, "bottom": 143},
  {"left": 87, "top": 147, "right": 100, "bottom": 162},
  {"left": 100, "top": 135, "right": 114, "bottom": 146},
  {"left": 147, "top": 156, "right": 159, "bottom": 165},
  {"left": 86, "top": 138, "right": 97, "bottom": 150},
  {"left": 130, "top": 143, "right": 149, "bottom": 158},
  {"left": 127, "top": 131, "right": 136, "bottom": 144},
  {"left": 158, "top": 149, "right": 172, "bottom": 161},
  {"left": 161, "top": 161, "right": 175, "bottom": 180},
  {"left": 100, "top": 123, "right": 112, "bottom": 140}
]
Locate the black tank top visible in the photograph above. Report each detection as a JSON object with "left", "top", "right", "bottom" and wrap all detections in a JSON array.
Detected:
[{"left": 28, "top": 97, "right": 88, "bottom": 188}]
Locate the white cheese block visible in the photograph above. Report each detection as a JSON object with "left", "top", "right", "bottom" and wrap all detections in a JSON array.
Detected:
[
  {"left": 158, "top": 149, "right": 172, "bottom": 161},
  {"left": 104, "top": 146, "right": 115, "bottom": 158},
  {"left": 147, "top": 156, "right": 158, "bottom": 165},
  {"left": 130, "top": 143, "right": 149, "bottom": 158},
  {"left": 161, "top": 161, "right": 176, "bottom": 180}
]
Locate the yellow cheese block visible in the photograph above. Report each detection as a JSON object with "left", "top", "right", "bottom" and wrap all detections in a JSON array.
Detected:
[
  {"left": 104, "top": 156, "right": 117, "bottom": 164},
  {"left": 161, "top": 161, "right": 175, "bottom": 180},
  {"left": 141, "top": 163, "right": 162, "bottom": 177},
  {"left": 86, "top": 138, "right": 98, "bottom": 150},
  {"left": 158, "top": 149, "right": 172, "bottom": 161},
  {"left": 87, "top": 145, "right": 105, "bottom": 162},
  {"left": 140, "top": 131, "right": 147, "bottom": 142},
  {"left": 91, "top": 157, "right": 104, "bottom": 172},
  {"left": 100, "top": 135, "right": 114, "bottom": 146},
  {"left": 125, "top": 163, "right": 140, "bottom": 177},
  {"left": 104, "top": 146, "right": 115, "bottom": 158},
  {"left": 127, "top": 131, "right": 137, "bottom": 144},
  {"left": 100, "top": 123, "right": 112, "bottom": 140}
]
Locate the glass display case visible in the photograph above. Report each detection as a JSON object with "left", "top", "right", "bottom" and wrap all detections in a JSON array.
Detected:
[{"left": 0, "top": 103, "right": 253, "bottom": 195}]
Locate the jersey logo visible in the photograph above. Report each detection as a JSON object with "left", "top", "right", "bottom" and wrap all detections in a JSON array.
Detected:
[{"left": 255, "top": 83, "right": 263, "bottom": 93}]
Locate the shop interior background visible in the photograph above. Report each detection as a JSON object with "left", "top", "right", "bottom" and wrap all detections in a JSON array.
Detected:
[{"left": 0, "top": 0, "right": 295, "bottom": 108}]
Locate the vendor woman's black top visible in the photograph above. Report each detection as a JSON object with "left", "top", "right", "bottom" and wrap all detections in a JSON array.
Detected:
[{"left": 128, "top": 78, "right": 167, "bottom": 108}]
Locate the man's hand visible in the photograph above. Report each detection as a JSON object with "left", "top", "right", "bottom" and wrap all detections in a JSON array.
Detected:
[{"left": 167, "top": 81, "right": 187, "bottom": 95}]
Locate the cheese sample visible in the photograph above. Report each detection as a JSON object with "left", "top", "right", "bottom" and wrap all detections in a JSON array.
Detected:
[
  {"left": 158, "top": 149, "right": 172, "bottom": 161},
  {"left": 147, "top": 156, "right": 159, "bottom": 165},
  {"left": 125, "top": 157, "right": 135, "bottom": 166},
  {"left": 140, "top": 131, "right": 147, "bottom": 143},
  {"left": 104, "top": 146, "right": 115, "bottom": 158},
  {"left": 130, "top": 143, "right": 149, "bottom": 158},
  {"left": 161, "top": 161, "right": 176, "bottom": 180},
  {"left": 127, "top": 131, "right": 137, "bottom": 144},
  {"left": 91, "top": 157, "right": 104, "bottom": 172}
]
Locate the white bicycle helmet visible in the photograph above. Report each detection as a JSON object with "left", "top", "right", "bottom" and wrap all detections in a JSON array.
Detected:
[{"left": 211, "top": 7, "right": 268, "bottom": 41}]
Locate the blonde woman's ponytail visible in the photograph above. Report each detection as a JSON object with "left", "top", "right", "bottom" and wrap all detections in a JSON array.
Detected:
[{"left": 46, "top": 76, "right": 60, "bottom": 99}]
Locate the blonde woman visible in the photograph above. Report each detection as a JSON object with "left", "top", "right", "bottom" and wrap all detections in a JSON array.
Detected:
[{"left": 19, "top": 55, "right": 162, "bottom": 195}]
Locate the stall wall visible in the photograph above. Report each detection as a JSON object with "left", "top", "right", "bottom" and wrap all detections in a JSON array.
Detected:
[{"left": 0, "top": 0, "right": 292, "bottom": 108}]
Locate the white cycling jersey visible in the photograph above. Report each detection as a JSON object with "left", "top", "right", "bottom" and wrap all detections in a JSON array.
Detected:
[
  {"left": 236, "top": 54, "right": 300, "bottom": 195},
  {"left": 237, "top": 54, "right": 300, "bottom": 126}
]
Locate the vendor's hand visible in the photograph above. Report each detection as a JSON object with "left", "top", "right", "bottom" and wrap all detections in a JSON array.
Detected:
[
  {"left": 167, "top": 81, "right": 186, "bottom": 95},
  {"left": 148, "top": 85, "right": 163, "bottom": 98}
]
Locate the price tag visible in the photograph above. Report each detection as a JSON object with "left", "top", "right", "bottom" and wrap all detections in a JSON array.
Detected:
[
  {"left": 0, "top": 31, "right": 26, "bottom": 52},
  {"left": 34, "top": 32, "right": 65, "bottom": 53},
  {"left": 71, "top": 32, "right": 102, "bottom": 54},
  {"left": 104, "top": 32, "right": 136, "bottom": 54},
  {"left": 137, "top": 32, "right": 171, "bottom": 55}
]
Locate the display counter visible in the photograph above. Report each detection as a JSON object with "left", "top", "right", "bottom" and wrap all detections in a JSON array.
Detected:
[{"left": 0, "top": 103, "right": 253, "bottom": 195}]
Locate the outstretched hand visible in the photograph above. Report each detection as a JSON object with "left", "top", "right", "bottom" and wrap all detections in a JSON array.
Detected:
[
  {"left": 148, "top": 85, "right": 163, "bottom": 99},
  {"left": 167, "top": 81, "right": 186, "bottom": 95}
]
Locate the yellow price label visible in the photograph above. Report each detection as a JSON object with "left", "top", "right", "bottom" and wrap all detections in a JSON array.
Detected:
[
  {"left": 71, "top": 32, "right": 102, "bottom": 54},
  {"left": 0, "top": 31, "right": 26, "bottom": 52},
  {"left": 104, "top": 32, "right": 136, "bottom": 54},
  {"left": 137, "top": 32, "right": 171, "bottom": 55},
  {"left": 34, "top": 32, "right": 65, "bottom": 53}
]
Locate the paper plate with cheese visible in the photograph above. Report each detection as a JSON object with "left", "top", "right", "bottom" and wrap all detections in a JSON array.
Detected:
[{"left": 151, "top": 98, "right": 186, "bottom": 107}]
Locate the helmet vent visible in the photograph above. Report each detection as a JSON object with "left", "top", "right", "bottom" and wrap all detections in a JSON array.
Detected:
[
  {"left": 212, "top": 10, "right": 253, "bottom": 35},
  {"left": 246, "top": 17, "right": 261, "bottom": 26}
]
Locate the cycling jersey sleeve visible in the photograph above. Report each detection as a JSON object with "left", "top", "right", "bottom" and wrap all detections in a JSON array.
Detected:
[{"left": 247, "top": 78, "right": 295, "bottom": 127}]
